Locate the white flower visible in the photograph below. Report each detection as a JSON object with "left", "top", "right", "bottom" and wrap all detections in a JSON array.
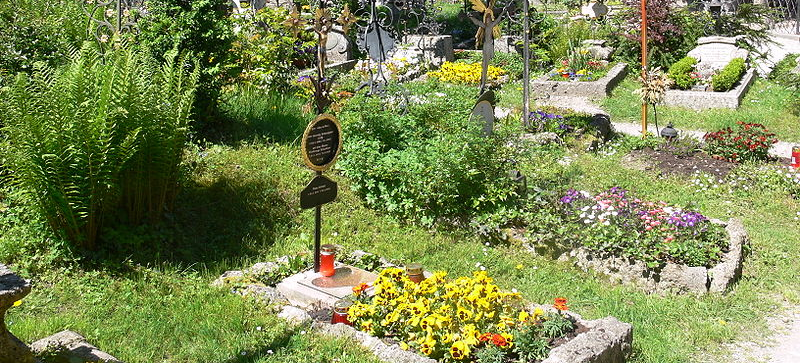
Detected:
[
  {"left": 480, "top": 266, "right": 486, "bottom": 271},
  {"left": 511, "top": 288, "right": 518, "bottom": 293}
]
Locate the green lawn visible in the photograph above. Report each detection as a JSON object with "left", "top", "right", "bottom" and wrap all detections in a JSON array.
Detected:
[
  {"left": 3, "top": 87, "right": 800, "bottom": 363},
  {"left": 602, "top": 77, "right": 800, "bottom": 142}
]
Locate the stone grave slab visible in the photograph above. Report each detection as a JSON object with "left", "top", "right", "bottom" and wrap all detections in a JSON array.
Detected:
[
  {"left": 277, "top": 264, "right": 377, "bottom": 309},
  {"left": 688, "top": 36, "right": 748, "bottom": 71}
]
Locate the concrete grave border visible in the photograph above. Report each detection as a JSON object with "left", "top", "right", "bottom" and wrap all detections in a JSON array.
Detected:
[
  {"left": 663, "top": 68, "right": 756, "bottom": 110},
  {"left": 532, "top": 63, "right": 628, "bottom": 101},
  {"left": 560, "top": 218, "right": 747, "bottom": 294}
]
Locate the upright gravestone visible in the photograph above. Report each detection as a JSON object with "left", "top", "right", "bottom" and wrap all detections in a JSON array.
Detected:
[
  {"left": 326, "top": 27, "right": 352, "bottom": 63},
  {"left": 687, "top": 36, "right": 749, "bottom": 71},
  {"left": 470, "top": 90, "right": 496, "bottom": 136},
  {"left": 0, "top": 264, "right": 34, "bottom": 363}
]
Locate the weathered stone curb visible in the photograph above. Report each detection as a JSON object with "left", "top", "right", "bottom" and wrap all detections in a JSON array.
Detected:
[
  {"left": 313, "top": 322, "right": 437, "bottom": 363},
  {"left": 663, "top": 68, "right": 756, "bottom": 110},
  {"left": 561, "top": 218, "right": 747, "bottom": 294},
  {"left": 543, "top": 316, "right": 633, "bottom": 363},
  {"left": 532, "top": 63, "right": 628, "bottom": 100},
  {"left": 310, "top": 310, "right": 632, "bottom": 363},
  {"left": 30, "top": 330, "right": 122, "bottom": 363}
]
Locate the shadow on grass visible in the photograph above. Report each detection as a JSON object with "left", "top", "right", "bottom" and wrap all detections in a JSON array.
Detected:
[
  {"left": 203, "top": 86, "right": 311, "bottom": 146},
  {"left": 91, "top": 173, "right": 298, "bottom": 272}
]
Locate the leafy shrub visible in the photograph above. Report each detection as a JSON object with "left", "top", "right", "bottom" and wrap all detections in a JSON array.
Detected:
[
  {"left": 558, "top": 188, "right": 728, "bottom": 267},
  {"left": 611, "top": 2, "right": 708, "bottom": 70},
  {"left": 137, "top": 0, "right": 233, "bottom": 126},
  {"left": 229, "top": 6, "right": 316, "bottom": 91},
  {"left": 0, "top": 0, "right": 88, "bottom": 75},
  {"left": 0, "top": 44, "right": 199, "bottom": 249},
  {"left": 428, "top": 61, "right": 506, "bottom": 85},
  {"left": 348, "top": 267, "right": 574, "bottom": 362},
  {"left": 338, "top": 82, "right": 517, "bottom": 226},
  {"left": 703, "top": 121, "right": 777, "bottom": 162},
  {"left": 714, "top": 5, "right": 777, "bottom": 61},
  {"left": 711, "top": 58, "right": 746, "bottom": 92},
  {"left": 769, "top": 53, "right": 800, "bottom": 85},
  {"left": 547, "top": 20, "right": 595, "bottom": 64},
  {"left": 667, "top": 56, "right": 698, "bottom": 90}
]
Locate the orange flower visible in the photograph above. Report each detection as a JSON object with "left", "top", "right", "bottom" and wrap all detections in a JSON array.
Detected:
[
  {"left": 491, "top": 333, "right": 508, "bottom": 347},
  {"left": 478, "top": 332, "right": 492, "bottom": 342},
  {"left": 554, "top": 297, "right": 568, "bottom": 311},
  {"left": 352, "top": 283, "right": 370, "bottom": 296}
]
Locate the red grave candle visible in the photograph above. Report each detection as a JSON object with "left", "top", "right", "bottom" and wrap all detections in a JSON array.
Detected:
[
  {"left": 331, "top": 299, "right": 353, "bottom": 325},
  {"left": 320, "top": 244, "right": 336, "bottom": 277}
]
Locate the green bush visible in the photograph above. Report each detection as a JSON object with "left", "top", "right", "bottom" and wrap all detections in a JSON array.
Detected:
[
  {"left": 0, "top": 44, "right": 199, "bottom": 249},
  {"left": 338, "top": 82, "right": 519, "bottom": 226},
  {"left": 0, "top": 0, "right": 88, "bottom": 75},
  {"left": 712, "top": 58, "right": 746, "bottom": 92},
  {"left": 667, "top": 56, "right": 698, "bottom": 90},
  {"left": 137, "top": 0, "right": 233, "bottom": 127}
]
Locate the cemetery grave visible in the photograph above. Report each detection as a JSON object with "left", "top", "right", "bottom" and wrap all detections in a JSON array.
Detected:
[{"left": 1, "top": 0, "right": 800, "bottom": 362}]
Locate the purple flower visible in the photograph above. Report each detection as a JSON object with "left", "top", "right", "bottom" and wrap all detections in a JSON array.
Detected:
[
  {"left": 560, "top": 188, "right": 586, "bottom": 204},
  {"left": 668, "top": 211, "right": 707, "bottom": 228}
]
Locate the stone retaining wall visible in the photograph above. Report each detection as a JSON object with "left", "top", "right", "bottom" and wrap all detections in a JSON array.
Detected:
[
  {"left": 561, "top": 218, "right": 747, "bottom": 294},
  {"left": 663, "top": 69, "right": 756, "bottom": 110},
  {"left": 532, "top": 63, "right": 628, "bottom": 101}
]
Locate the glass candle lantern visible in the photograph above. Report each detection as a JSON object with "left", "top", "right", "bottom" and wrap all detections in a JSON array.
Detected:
[
  {"left": 319, "top": 244, "right": 336, "bottom": 277},
  {"left": 406, "top": 263, "right": 424, "bottom": 283},
  {"left": 331, "top": 299, "right": 353, "bottom": 325}
]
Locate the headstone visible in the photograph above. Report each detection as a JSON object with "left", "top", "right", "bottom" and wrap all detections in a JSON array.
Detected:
[
  {"left": 581, "top": 1, "right": 609, "bottom": 18},
  {"left": 470, "top": 91, "right": 496, "bottom": 136},
  {"left": 493, "top": 35, "right": 519, "bottom": 54},
  {"left": 301, "top": 114, "right": 342, "bottom": 172},
  {"left": 0, "top": 264, "right": 34, "bottom": 363},
  {"left": 581, "top": 39, "right": 614, "bottom": 60},
  {"left": 363, "top": 24, "right": 396, "bottom": 62},
  {"left": 406, "top": 35, "right": 455, "bottom": 65},
  {"left": 326, "top": 27, "right": 353, "bottom": 63},
  {"left": 687, "top": 36, "right": 749, "bottom": 71}
]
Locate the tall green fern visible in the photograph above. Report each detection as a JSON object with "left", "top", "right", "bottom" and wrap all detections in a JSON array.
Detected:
[{"left": 0, "top": 43, "right": 199, "bottom": 249}]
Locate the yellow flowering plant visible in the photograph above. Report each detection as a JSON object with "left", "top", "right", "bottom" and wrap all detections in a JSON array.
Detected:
[
  {"left": 347, "top": 267, "right": 575, "bottom": 362},
  {"left": 427, "top": 62, "right": 506, "bottom": 85}
]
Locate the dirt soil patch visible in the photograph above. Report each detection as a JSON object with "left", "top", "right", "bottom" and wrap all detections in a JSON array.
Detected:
[{"left": 622, "top": 148, "right": 736, "bottom": 178}]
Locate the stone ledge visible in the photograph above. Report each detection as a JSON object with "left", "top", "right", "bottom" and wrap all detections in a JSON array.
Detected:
[
  {"left": 561, "top": 218, "right": 747, "bottom": 294},
  {"left": 532, "top": 63, "right": 628, "bottom": 101},
  {"left": 30, "top": 330, "right": 122, "bottom": 363},
  {"left": 310, "top": 311, "right": 632, "bottom": 363},
  {"left": 663, "top": 68, "right": 756, "bottom": 110}
]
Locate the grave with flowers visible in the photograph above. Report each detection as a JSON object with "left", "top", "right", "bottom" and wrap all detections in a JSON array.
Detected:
[
  {"left": 214, "top": 252, "right": 633, "bottom": 363},
  {"left": 550, "top": 188, "right": 748, "bottom": 294},
  {"left": 531, "top": 61, "right": 628, "bottom": 101}
]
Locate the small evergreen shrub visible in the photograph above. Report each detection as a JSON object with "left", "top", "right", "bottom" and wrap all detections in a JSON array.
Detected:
[
  {"left": 667, "top": 56, "right": 698, "bottom": 90},
  {"left": 712, "top": 58, "right": 746, "bottom": 92}
]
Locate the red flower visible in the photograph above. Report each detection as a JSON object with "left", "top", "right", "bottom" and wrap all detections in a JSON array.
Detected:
[
  {"left": 554, "top": 297, "right": 569, "bottom": 311},
  {"left": 352, "top": 283, "right": 370, "bottom": 296},
  {"left": 491, "top": 334, "right": 508, "bottom": 347},
  {"left": 479, "top": 333, "right": 493, "bottom": 342}
]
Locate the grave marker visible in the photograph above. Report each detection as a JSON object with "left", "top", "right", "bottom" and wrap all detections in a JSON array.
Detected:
[{"left": 470, "top": 90, "right": 496, "bottom": 136}]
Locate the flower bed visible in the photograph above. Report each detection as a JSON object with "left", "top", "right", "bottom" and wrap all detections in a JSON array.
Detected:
[
  {"left": 703, "top": 122, "right": 778, "bottom": 163},
  {"left": 662, "top": 68, "right": 755, "bottom": 110},
  {"left": 337, "top": 267, "right": 632, "bottom": 363},
  {"left": 532, "top": 63, "right": 627, "bottom": 100},
  {"left": 556, "top": 188, "right": 747, "bottom": 294}
]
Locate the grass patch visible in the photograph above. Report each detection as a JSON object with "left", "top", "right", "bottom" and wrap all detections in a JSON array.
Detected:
[{"left": 602, "top": 77, "right": 800, "bottom": 142}]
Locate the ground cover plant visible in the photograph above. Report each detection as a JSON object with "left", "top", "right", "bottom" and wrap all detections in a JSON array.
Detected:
[{"left": 558, "top": 187, "right": 728, "bottom": 267}]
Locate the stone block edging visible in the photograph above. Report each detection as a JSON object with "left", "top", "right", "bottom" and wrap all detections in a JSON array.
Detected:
[
  {"left": 561, "top": 218, "right": 747, "bottom": 294},
  {"left": 312, "top": 308, "right": 632, "bottom": 363},
  {"left": 663, "top": 69, "right": 756, "bottom": 110},
  {"left": 532, "top": 63, "right": 628, "bottom": 100}
]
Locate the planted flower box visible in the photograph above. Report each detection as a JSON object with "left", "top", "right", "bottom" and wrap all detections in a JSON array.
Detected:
[
  {"left": 532, "top": 63, "right": 628, "bottom": 100},
  {"left": 556, "top": 188, "right": 748, "bottom": 294},
  {"left": 662, "top": 68, "right": 755, "bottom": 110},
  {"left": 316, "top": 267, "right": 632, "bottom": 363}
]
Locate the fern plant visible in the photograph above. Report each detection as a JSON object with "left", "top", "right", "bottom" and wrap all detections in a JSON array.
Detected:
[{"left": 0, "top": 43, "right": 198, "bottom": 249}]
